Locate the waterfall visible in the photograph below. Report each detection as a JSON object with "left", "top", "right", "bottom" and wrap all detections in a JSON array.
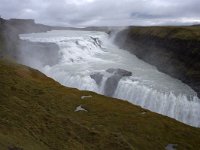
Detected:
[
  {"left": 20, "top": 30, "right": 200, "bottom": 127},
  {"left": 114, "top": 78, "right": 200, "bottom": 127}
]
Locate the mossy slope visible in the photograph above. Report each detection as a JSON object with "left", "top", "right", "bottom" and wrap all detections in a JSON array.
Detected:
[{"left": 0, "top": 59, "right": 200, "bottom": 150}]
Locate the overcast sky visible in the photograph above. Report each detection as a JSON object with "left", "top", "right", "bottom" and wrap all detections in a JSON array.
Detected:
[{"left": 0, "top": 0, "right": 200, "bottom": 26}]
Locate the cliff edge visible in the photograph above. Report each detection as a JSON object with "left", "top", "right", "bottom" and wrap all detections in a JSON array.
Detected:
[{"left": 115, "top": 26, "right": 200, "bottom": 97}]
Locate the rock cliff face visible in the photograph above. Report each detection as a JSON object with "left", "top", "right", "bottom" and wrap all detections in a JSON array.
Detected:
[{"left": 115, "top": 26, "right": 200, "bottom": 97}]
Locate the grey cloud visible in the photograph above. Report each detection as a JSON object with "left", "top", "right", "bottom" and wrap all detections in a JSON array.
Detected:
[{"left": 0, "top": 0, "right": 200, "bottom": 26}]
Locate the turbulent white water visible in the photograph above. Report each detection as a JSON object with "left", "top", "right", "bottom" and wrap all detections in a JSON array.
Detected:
[{"left": 20, "top": 30, "right": 200, "bottom": 127}]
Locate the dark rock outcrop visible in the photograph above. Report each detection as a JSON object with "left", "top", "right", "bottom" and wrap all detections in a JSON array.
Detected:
[
  {"left": 104, "top": 68, "right": 132, "bottom": 96},
  {"left": 106, "top": 68, "right": 132, "bottom": 76},
  {"left": 90, "top": 69, "right": 132, "bottom": 96},
  {"left": 90, "top": 37, "right": 102, "bottom": 48},
  {"left": 90, "top": 73, "right": 103, "bottom": 85}
]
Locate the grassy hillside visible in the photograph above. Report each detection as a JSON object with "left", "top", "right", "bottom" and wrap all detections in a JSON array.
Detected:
[{"left": 0, "top": 59, "right": 200, "bottom": 150}]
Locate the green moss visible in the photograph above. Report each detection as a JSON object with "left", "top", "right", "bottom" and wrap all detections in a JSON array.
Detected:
[{"left": 0, "top": 59, "right": 200, "bottom": 150}]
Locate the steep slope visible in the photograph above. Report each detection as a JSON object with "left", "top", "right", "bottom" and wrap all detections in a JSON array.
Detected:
[
  {"left": 0, "top": 59, "right": 200, "bottom": 150},
  {"left": 115, "top": 26, "right": 200, "bottom": 97}
]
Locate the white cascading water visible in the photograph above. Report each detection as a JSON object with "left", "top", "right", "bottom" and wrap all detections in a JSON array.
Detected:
[{"left": 20, "top": 30, "right": 200, "bottom": 127}]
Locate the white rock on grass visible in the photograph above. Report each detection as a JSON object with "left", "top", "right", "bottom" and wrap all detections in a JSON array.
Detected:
[
  {"left": 165, "top": 144, "right": 178, "bottom": 150},
  {"left": 75, "top": 105, "right": 88, "bottom": 112},
  {"left": 81, "top": 95, "right": 92, "bottom": 99}
]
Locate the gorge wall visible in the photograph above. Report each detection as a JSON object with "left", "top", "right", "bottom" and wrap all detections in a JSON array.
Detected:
[
  {"left": 114, "top": 26, "right": 200, "bottom": 97},
  {"left": 0, "top": 18, "right": 62, "bottom": 67}
]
